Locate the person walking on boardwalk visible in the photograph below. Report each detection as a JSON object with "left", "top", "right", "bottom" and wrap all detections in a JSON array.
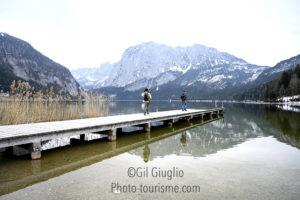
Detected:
[
  {"left": 180, "top": 90, "right": 188, "bottom": 111},
  {"left": 142, "top": 88, "right": 152, "bottom": 115}
]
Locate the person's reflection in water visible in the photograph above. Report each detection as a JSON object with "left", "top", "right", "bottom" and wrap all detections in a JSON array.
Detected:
[
  {"left": 143, "top": 144, "right": 150, "bottom": 163},
  {"left": 180, "top": 132, "right": 187, "bottom": 147}
]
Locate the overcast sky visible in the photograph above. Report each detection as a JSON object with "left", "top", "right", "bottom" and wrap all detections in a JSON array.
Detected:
[{"left": 1, "top": 0, "right": 299, "bottom": 69}]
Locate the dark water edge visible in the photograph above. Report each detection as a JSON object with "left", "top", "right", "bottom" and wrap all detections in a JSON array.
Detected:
[{"left": 0, "top": 101, "right": 300, "bottom": 199}]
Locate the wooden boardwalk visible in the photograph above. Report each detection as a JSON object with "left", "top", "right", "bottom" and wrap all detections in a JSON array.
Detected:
[
  {"left": 0, "top": 108, "right": 223, "bottom": 159},
  {"left": 0, "top": 116, "right": 222, "bottom": 195}
]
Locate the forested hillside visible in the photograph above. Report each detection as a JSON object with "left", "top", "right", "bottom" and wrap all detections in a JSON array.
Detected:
[{"left": 237, "top": 64, "right": 300, "bottom": 101}]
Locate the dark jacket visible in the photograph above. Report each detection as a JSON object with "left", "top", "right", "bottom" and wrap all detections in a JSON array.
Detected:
[
  {"left": 142, "top": 91, "right": 152, "bottom": 102},
  {"left": 180, "top": 93, "right": 187, "bottom": 101}
]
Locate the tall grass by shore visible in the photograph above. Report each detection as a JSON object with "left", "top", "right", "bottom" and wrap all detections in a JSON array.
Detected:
[{"left": 0, "top": 101, "right": 109, "bottom": 125}]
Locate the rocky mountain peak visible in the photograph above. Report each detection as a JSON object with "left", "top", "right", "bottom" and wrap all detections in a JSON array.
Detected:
[{"left": 71, "top": 41, "right": 268, "bottom": 99}]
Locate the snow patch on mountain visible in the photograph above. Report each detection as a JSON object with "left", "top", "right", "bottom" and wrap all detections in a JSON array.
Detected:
[
  {"left": 208, "top": 75, "right": 226, "bottom": 83},
  {"left": 86, "top": 76, "right": 96, "bottom": 82},
  {"left": 170, "top": 63, "right": 192, "bottom": 74}
]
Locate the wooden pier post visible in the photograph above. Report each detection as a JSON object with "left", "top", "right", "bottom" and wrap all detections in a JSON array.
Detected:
[
  {"left": 212, "top": 111, "right": 216, "bottom": 118},
  {"left": 29, "top": 142, "right": 41, "bottom": 160},
  {"left": 80, "top": 134, "right": 85, "bottom": 141},
  {"left": 117, "top": 128, "right": 122, "bottom": 134},
  {"left": 219, "top": 110, "right": 224, "bottom": 116},
  {"left": 107, "top": 129, "right": 117, "bottom": 142},
  {"left": 143, "top": 123, "right": 151, "bottom": 132},
  {"left": 186, "top": 115, "right": 193, "bottom": 122},
  {"left": 199, "top": 114, "right": 203, "bottom": 121}
]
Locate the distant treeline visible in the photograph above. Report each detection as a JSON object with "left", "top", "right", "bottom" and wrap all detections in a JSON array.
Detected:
[{"left": 237, "top": 64, "right": 300, "bottom": 101}]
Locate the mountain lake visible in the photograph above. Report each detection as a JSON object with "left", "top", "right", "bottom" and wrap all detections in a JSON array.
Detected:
[{"left": 0, "top": 101, "right": 300, "bottom": 200}]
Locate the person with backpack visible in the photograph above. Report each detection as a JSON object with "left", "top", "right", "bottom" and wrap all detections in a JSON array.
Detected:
[
  {"left": 141, "top": 88, "right": 152, "bottom": 115},
  {"left": 180, "top": 90, "right": 187, "bottom": 111}
]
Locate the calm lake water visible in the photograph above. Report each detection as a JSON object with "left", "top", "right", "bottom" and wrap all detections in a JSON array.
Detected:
[{"left": 0, "top": 101, "right": 300, "bottom": 200}]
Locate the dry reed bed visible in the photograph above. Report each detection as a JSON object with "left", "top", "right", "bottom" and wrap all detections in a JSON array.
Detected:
[{"left": 0, "top": 101, "right": 109, "bottom": 125}]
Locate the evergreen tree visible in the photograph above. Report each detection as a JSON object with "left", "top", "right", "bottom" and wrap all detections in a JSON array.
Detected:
[
  {"left": 280, "top": 71, "right": 291, "bottom": 89},
  {"left": 295, "top": 64, "right": 300, "bottom": 78}
]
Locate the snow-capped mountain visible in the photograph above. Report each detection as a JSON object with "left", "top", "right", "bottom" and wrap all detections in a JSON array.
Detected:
[
  {"left": 71, "top": 63, "right": 114, "bottom": 88},
  {"left": 71, "top": 42, "right": 268, "bottom": 98}
]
